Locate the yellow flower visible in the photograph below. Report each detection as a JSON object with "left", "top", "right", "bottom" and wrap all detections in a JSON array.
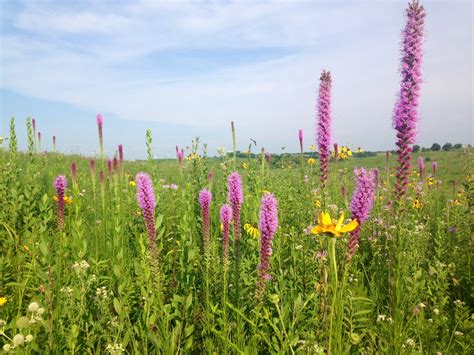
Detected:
[
  {"left": 308, "top": 158, "right": 316, "bottom": 165},
  {"left": 313, "top": 199, "right": 321, "bottom": 208},
  {"left": 338, "top": 152, "right": 348, "bottom": 160},
  {"left": 356, "top": 147, "right": 364, "bottom": 153},
  {"left": 450, "top": 199, "right": 461, "bottom": 206},
  {"left": 23, "top": 245, "right": 30, "bottom": 252},
  {"left": 309, "top": 145, "right": 316, "bottom": 152},
  {"left": 412, "top": 198, "right": 422, "bottom": 209},
  {"left": 346, "top": 149, "right": 353, "bottom": 157},
  {"left": 242, "top": 162, "right": 249, "bottom": 170},
  {"left": 244, "top": 223, "right": 260, "bottom": 239},
  {"left": 129, "top": 180, "right": 136, "bottom": 187},
  {"left": 0, "top": 296, "right": 7, "bottom": 307},
  {"left": 311, "top": 212, "right": 358, "bottom": 237},
  {"left": 53, "top": 195, "right": 73, "bottom": 204},
  {"left": 428, "top": 177, "right": 435, "bottom": 186}
]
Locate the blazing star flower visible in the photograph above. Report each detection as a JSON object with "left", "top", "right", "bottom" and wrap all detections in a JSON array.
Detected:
[
  {"left": 220, "top": 204, "right": 232, "bottom": 267},
  {"left": 298, "top": 129, "right": 303, "bottom": 154},
  {"left": 347, "top": 168, "right": 377, "bottom": 259},
  {"left": 118, "top": 144, "right": 124, "bottom": 164},
  {"left": 393, "top": 0, "right": 426, "bottom": 199},
  {"left": 432, "top": 161, "right": 438, "bottom": 177},
  {"left": 311, "top": 212, "right": 358, "bottom": 237},
  {"left": 316, "top": 70, "right": 332, "bottom": 187},
  {"left": 113, "top": 158, "right": 118, "bottom": 175},
  {"left": 97, "top": 114, "right": 104, "bottom": 154},
  {"left": 256, "top": 193, "right": 278, "bottom": 298},
  {"left": 136, "top": 173, "right": 156, "bottom": 250},
  {"left": 199, "top": 189, "right": 212, "bottom": 258},
  {"left": 228, "top": 172, "right": 243, "bottom": 242},
  {"left": 54, "top": 175, "right": 67, "bottom": 229}
]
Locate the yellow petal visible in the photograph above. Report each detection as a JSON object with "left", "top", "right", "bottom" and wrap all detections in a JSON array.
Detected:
[
  {"left": 311, "top": 226, "right": 324, "bottom": 235},
  {"left": 321, "top": 212, "right": 332, "bottom": 226},
  {"left": 340, "top": 219, "right": 359, "bottom": 233},
  {"left": 335, "top": 213, "right": 344, "bottom": 232}
]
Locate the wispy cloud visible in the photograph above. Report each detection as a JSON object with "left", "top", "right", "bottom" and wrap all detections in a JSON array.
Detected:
[{"left": 1, "top": 0, "right": 472, "bottom": 158}]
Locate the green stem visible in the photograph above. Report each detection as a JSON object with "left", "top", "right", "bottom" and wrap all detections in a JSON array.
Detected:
[{"left": 328, "top": 237, "right": 338, "bottom": 354}]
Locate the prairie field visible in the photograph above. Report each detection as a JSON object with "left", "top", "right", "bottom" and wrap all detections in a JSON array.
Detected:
[{"left": 0, "top": 133, "right": 472, "bottom": 353}]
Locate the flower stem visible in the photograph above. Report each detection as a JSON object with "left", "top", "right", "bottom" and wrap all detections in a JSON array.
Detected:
[{"left": 328, "top": 237, "right": 338, "bottom": 354}]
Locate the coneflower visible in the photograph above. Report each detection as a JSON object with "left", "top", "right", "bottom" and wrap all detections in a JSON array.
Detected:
[
  {"left": 97, "top": 114, "right": 104, "bottom": 159},
  {"left": 347, "top": 168, "right": 377, "bottom": 260},
  {"left": 118, "top": 144, "right": 124, "bottom": 164},
  {"left": 418, "top": 156, "right": 425, "bottom": 180},
  {"left": 71, "top": 162, "right": 77, "bottom": 183},
  {"left": 220, "top": 204, "right": 232, "bottom": 268},
  {"left": 256, "top": 193, "right": 278, "bottom": 299},
  {"left": 199, "top": 189, "right": 212, "bottom": 258},
  {"left": 136, "top": 173, "right": 157, "bottom": 252},
  {"left": 317, "top": 70, "right": 332, "bottom": 187},
  {"left": 54, "top": 175, "right": 67, "bottom": 229},
  {"left": 393, "top": 0, "right": 426, "bottom": 199}
]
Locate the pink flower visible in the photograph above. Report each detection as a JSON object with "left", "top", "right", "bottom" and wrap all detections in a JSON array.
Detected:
[
  {"left": 118, "top": 144, "right": 124, "bottom": 164},
  {"left": 316, "top": 70, "right": 332, "bottom": 187},
  {"left": 136, "top": 173, "right": 156, "bottom": 250},
  {"left": 220, "top": 204, "right": 232, "bottom": 267},
  {"left": 199, "top": 189, "right": 212, "bottom": 257},
  {"left": 298, "top": 129, "right": 303, "bottom": 154},
  {"left": 54, "top": 175, "right": 67, "bottom": 229}
]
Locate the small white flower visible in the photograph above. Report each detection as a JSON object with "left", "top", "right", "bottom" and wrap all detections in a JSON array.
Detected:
[
  {"left": 13, "top": 334, "right": 25, "bottom": 346},
  {"left": 25, "top": 334, "right": 33, "bottom": 343},
  {"left": 28, "top": 302, "right": 40, "bottom": 313},
  {"left": 433, "top": 308, "right": 440, "bottom": 315},
  {"left": 37, "top": 307, "right": 45, "bottom": 315},
  {"left": 3, "top": 344, "right": 11, "bottom": 352},
  {"left": 418, "top": 302, "right": 426, "bottom": 308},
  {"left": 405, "top": 338, "right": 415, "bottom": 347},
  {"left": 377, "top": 314, "right": 386, "bottom": 322},
  {"left": 454, "top": 331, "right": 464, "bottom": 337}
]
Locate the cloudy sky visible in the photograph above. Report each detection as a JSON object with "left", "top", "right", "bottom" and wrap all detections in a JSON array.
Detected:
[{"left": 0, "top": 0, "right": 472, "bottom": 159}]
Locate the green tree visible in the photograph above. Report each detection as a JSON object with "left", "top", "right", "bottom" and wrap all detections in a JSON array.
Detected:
[
  {"left": 430, "top": 143, "right": 441, "bottom": 151},
  {"left": 442, "top": 143, "right": 453, "bottom": 151},
  {"left": 413, "top": 145, "right": 420, "bottom": 152}
]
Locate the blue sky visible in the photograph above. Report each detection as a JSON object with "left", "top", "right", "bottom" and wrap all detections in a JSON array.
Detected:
[{"left": 0, "top": 0, "right": 472, "bottom": 159}]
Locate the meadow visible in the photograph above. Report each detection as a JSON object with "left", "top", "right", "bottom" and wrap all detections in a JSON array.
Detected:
[{"left": 1, "top": 0, "right": 473, "bottom": 353}]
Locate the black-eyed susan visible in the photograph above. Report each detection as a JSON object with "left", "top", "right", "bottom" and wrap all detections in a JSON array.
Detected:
[
  {"left": 412, "top": 197, "right": 422, "bottom": 209},
  {"left": 244, "top": 223, "right": 260, "bottom": 239},
  {"left": 308, "top": 158, "right": 317, "bottom": 165},
  {"left": 53, "top": 195, "right": 73, "bottom": 204},
  {"left": 427, "top": 177, "right": 435, "bottom": 186},
  {"left": 311, "top": 212, "right": 358, "bottom": 237},
  {"left": 242, "top": 162, "right": 249, "bottom": 170}
]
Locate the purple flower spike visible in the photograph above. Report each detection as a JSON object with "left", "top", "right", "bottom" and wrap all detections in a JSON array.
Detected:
[
  {"left": 256, "top": 193, "right": 278, "bottom": 299},
  {"left": 228, "top": 172, "right": 243, "bottom": 241},
  {"left": 97, "top": 114, "right": 104, "bottom": 152},
  {"left": 54, "top": 175, "right": 67, "bottom": 229},
  {"left": 418, "top": 156, "right": 425, "bottom": 180},
  {"left": 432, "top": 161, "right": 437, "bottom": 177},
  {"left": 393, "top": 0, "right": 425, "bottom": 199},
  {"left": 220, "top": 204, "right": 232, "bottom": 267},
  {"left": 265, "top": 152, "right": 271, "bottom": 164},
  {"left": 107, "top": 159, "right": 112, "bottom": 176},
  {"left": 317, "top": 70, "right": 332, "bottom": 187},
  {"left": 177, "top": 149, "right": 184, "bottom": 167},
  {"left": 347, "top": 168, "right": 377, "bottom": 259},
  {"left": 113, "top": 157, "right": 118, "bottom": 175},
  {"left": 199, "top": 189, "right": 212, "bottom": 258},
  {"left": 136, "top": 173, "right": 156, "bottom": 250},
  {"left": 118, "top": 144, "right": 124, "bottom": 164},
  {"left": 90, "top": 160, "right": 95, "bottom": 174},
  {"left": 71, "top": 162, "right": 77, "bottom": 183},
  {"left": 298, "top": 129, "right": 303, "bottom": 154}
]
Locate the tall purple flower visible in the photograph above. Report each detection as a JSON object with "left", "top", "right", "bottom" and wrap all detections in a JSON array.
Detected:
[
  {"left": 265, "top": 152, "right": 271, "bottom": 164},
  {"left": 393, "top": 0, "right": 425, "bottom": 199},
  {"left": 90, "top": 160, "right": 95, "bottom": 175},
  {"left": 54, "top": 175, "right": 67, "bottom": 229},
  {"left": 97, "top": 114, "right": 104, "bottom": 157},
  {"left": 418, "top": 156, "right": 425, "bottom": 180},
  {"left": 177, "top": 149, "right": 184, "bottom": 167},
  {"left": 136, "top": 173, "right": 156, "bottom": 251},
  {"left": 432, "top": 161, "right": 437, "bottom": 177},
  {"left": 228, "top": 172, "right": 243, "bottom": 242},
  {"left": 107, "top": 159, "right": 112, "bottom": 176},
  {"left": 99, "top": 171, "right": 105, "bottom": 185},
  {"left": 118, "top": 144, "right": 124, "bottom": 164},
  {"left": 71, "top": 162, "right": 77, "bottom": 183},
  {"left": 220, "top": 204, "right": 232, "bottom": 268},
  {"left": 347, "top": 168, "right": 377, "bottom": 259},
  {"left": 256, "top": 193, "right": 278, "bottom": 299},
  {"left": 199, "top": 189, "right": 212, "bottom": 258},
  {"left": 113, "top": 157, "right": 118, "bottom": 175},
  {"left": 298, "top": 129, "right": 303, "bottom": 154},
  {"left": 317, "top": 70, "right": 332, "bottom": 187}
]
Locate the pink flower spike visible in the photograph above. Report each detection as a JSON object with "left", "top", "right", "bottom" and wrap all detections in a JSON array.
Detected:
[{"left": 54, "top": 175, "right": 67, "bottom": 229}]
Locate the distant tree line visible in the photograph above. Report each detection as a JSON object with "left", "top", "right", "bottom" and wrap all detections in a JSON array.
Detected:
[{"left": 413, "top": 143, "right": 465, "bottom": 152}]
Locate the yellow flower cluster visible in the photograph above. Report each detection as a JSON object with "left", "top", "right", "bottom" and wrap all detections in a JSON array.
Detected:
[
  {"left": 412, "top": 197, "right": 422, "bottom": 209},
  {"left": 311, "top": 212, "right": 358, "bottom": 237},
  {"left": 244, "top": 223, "right": 260, "bottom": 239},
  {"left": 53, "top": 195, "right": 73, "bottom": 204},
  {"left": 335, "top": 146, "right": 353, "bottom": 160}
]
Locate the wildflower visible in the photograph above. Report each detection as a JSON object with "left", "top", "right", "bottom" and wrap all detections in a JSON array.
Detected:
[
  {"left": 428, "top": 176, "right": 435, "bottom": 186},
  {"left": 176, "top": 148, "right": 184, "bottom": 166},
  {"left": 97, "top": 114, "right": 104, "bottom": 154},
  {"left": 432, "top": 161, "right": 437, "bottom": 177},
  {"left": 198, "top": 189, "right": 212, "bottom": 258},
  {"left": 412, "top": 197, "right": 422, "bottom": 209},
  {"left": 298, "top": 129, "right": 303, "bottom": 154},
  {"left": 309, "top": 144, "right": 316, "bottom": 152},
  {"left": 90, "top": 159, "right": 95, "bottom": 175},
  {"left": 356, "top": 147, "right": 364, "bottom": 153},
  {"left": 28, "top": 302, "right": 40, "bottom": 312},
  {"left": 418, "top": 157, "right": 425, "bottom": 180},
  {"left": 256, "top": 193, "right": 278, "bottom": 299},
  {"left": 129, "top": 180, "right": 136, "bottom": 187},
  {"left": 265, "top": 152, "right": 271, "bottom": 163},
  {"left": 136, "top": 173, "right": 157, "bottom": 253},
  {"left": 405, "top": 338, "right": 415, "bottom": 347},
  {"left": 228, "top": 172, "right": 243, "bottom": 243},
  {"left": 25, "top": 334, "right": 33, "bottom": 343},
  {"left": 377, "top": 314, "right": 387, "bottom": 322},
  {"left": 450, "top": 199, "right": 461, "bottom": 206},
  {"left": 13, "top": 334, "right": 25, "bottom": 346},
  {"left": 242, "top": 162, "right": 248, "bottom": 170},
  {"left": 347, "top": 168, "right": 377, "bottom": 258},
  {"left": 308, "top": 158, "right": 316, "bottom": 165},
  {"left": 311, "top": 212, "right": 358, "bottom": 237},
  {"left": 220, "top": 204, "right": 232, "bottom": 268},
  {"left": 393, "top": 0, "right": 425, "bottom": 199},
  {"left": 118, "top": 144, "right": 124, "bottom": 164},
  {"left": 54, "top": 175, "right": 67, "bottom": 229},
  {"left": 0, "top": 296, "right": 7, "bottom": 306},
  {"left": 313, "top": 199, "right": 321, "bottom": 208},
  {"left": 71, "top": 162, "right": 77, "bottom": 183},
  {"left": 113, "top": 158, "right": 118, "bottom": 175},
  {"left": 3, "top": 344, "right": 11, "bottom": 352},
  {"left": 316, "top": 70, "right": 332, "bottom": 187},
  {"left": 107, "top": 159, "right": 112, "bottom": 176},
  {"left": 244, "top": 223, "right": 260, "bottom": 239},
  {"left": 433, "top": 308, "right": 440, "bottom": 315},
  {"left": 454, "top": 331, "right": 464, "bottom": 337}
]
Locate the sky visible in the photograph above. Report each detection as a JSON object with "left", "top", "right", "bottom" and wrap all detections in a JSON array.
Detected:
[{"left": 0, "top": 0, "right": 472, "bottom": 160}]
